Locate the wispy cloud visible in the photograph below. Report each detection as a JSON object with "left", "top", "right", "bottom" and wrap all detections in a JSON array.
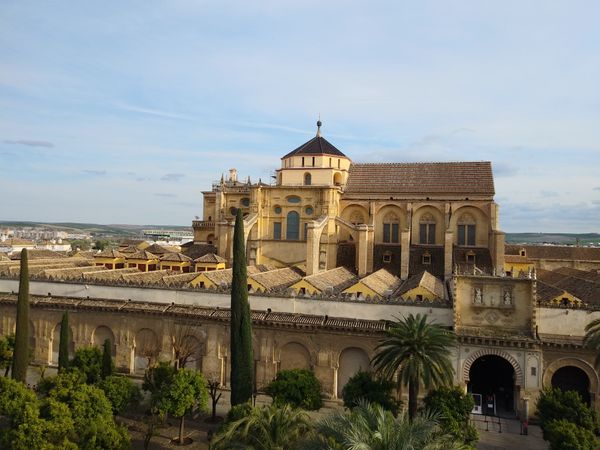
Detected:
[
  {"left": 82, "top": 169, "right": 107, "bottom": 176},
  {"left": 3, "top": 139, "right": 54, "bottom": 148},
  {"left": 154, "top": 193, "right": 177, "bottom": 198},
  {"left": 161, "top": 173, "right": 185, "bottom": 182}
]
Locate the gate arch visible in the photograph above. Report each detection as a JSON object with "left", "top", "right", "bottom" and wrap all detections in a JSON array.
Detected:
[{"left": 463, "top": 348, "right": 523, "bottom": 386}]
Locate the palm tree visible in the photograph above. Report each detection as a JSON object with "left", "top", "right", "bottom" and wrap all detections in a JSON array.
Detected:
[
  {"left": 583, "top": 318, "right": 600, "bottom": 367},
  {"left": 372, "top": 313, "right": 456, "bottom": 420},
  {"left": 303, "top": 400, "right": 466, "bottom": 450},
  {"left": 212, "top": 403, "right": 311, "bottom": 450}
]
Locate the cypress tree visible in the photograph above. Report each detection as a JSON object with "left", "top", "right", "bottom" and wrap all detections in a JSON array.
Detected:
[
  {"left": 12, "top": 248, "right": 30, "bottom": 382},
  {"left": 102, "top": 338, "right": 113, "bottom": 378},
  {"left": 58, "top": 311, "right": 70, "bottom": 372},
  {"left": 230, "top": 208, "right": 253, "bottom": 405}
]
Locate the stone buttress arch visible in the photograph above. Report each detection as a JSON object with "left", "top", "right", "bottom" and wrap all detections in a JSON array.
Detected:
[{"left": 463, "top": 348, "right": 524, "bottom": 387}]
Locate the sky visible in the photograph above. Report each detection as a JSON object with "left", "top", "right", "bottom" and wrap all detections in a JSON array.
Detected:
[{"left": 1, "top": 1, "right": 599, "bottom": 232}]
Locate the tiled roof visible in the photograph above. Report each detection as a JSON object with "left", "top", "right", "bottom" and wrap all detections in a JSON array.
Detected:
[
  {"left": 282, "top": 135, "right": 346, "bottom": 159},
  {"left": 194, "top": 253, "right": 227, "bottom": 264},
  {"left": 355, "top": 268, "right": 402, "bottom": 297},
  {"left": 554, "top": 267, "right": 600, "bottom": 283},
  {"left": 11, "top": 249, "right": 66, "bottom": 260},
  {"left": 118, "top": 245, "right": 139, "bottom": 254},
  {"left": 95, "top": 249, "right": 126, "bottom": 258},
  {"left": 162, "top": 272, "right": 201, "bottom": 287},
  {"left": 536, "top": 280, "right": 570, "bottom": 303},
  {"left": 302, "top": 267, "right": 358, "bottom": 294},
  {"left": 144, "top": 243, "right": 178, "bottom": 255},
  {"left": 126, "top": 250, "right": 159, "bottom": 260},
  {"left": 396, "top": 271, "right": 445, "bottom": 299},
  {"left": 0, "top": 238, "right": 35, "bottom": 246},
  {"left": 505, "top": 244, "right": 600, "bottom": 261},
  {"left": 82, "top": 268, "right": 139, "bottom": 281},
  {"left": 122, "top": 270, "right": 172, "bottom": 284},
  {"left": 504, "top": 254, "right": 529, "bottom": 264},
  {"left": 202, "top": 265, "right": 271, "bottom": 288},
  {"left": 537, "top": 269, "right": 570, "bottom": 286},
  {"left": 182, "top": 243, "right": 218, "bottom": 260},
  {"left": 159, "top": 252, "right": 192, "bottom": 263},
  {"left": 344, "top": 162, "right": 495, "bottom": 196},
  {"left": 250, "top": 267, "right": 304, "bottom": 292}
]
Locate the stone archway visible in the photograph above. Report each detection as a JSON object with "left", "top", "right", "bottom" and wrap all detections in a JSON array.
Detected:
[
  {"left": 279, "top": 342, "right": 311, "bottom": 372},
  {"left": 464, "top": 349, "right": 523, "bottom": 417},
  {"left": 337, "top": 347, "right": 371, "bottom": 398},
  {"left": 463, "top": 348, "right": 523, "bottom": 386},
  {"left": 543, "top": 358, "right": 599, "bottom": 407}
]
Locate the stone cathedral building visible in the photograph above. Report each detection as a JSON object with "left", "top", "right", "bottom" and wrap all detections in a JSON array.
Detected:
[
  {"left": 193, "top": 121, "right": 504, "bottom": 280},
  {"left": 2, "top": 121, "right": 600, "bottom": 420}
]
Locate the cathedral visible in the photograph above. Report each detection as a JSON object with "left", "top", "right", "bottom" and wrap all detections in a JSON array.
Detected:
[{"left": 193, "top": 120, "right": 504, "bottom": 280}]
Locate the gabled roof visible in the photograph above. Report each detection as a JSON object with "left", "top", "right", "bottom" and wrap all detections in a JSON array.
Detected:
[
  {"left": 282, "top": 136, "right": 346, "bottom": 159},
  {"left": 354, "top": 268, "right": 402, "bottom": 297},
  {"left": 249, "top": 267, "right": 304, "bottom": 292},
  {"left": 194, "top": 253, "right": 227, "bottom": 264},
  {"left": 159, "top": 252, "right": 192, "bottom": 263},
  {"left": 126, "top": 250, "right": 159, "bottom": 260},
  {"left": 345, "top": 162, "right": 495, "bottom": 196},
  {"left": 95, "top": 249, "right": 126, "bottom": 258},
  {"left": 10, "top": 249, "right": 67, "bottom": 260},
  {"left": 301, "top": 267, "right": 358, "bottom": 294},
  {"left": 396, "top": 271, "right": 445, "bottom": 299},
  {"left": 144, "top": 243, "right": 178, "bottom": 255},
  {"left": 182, "top": 243, "right": 218, "bottom": 260}
]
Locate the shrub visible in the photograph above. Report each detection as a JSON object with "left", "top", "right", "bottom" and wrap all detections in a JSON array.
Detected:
[
  {"left": 341, "top": 371, "right": 400, "bottom": 415},
  {"left": 423, "top": 386, "right": 478, "bottom": 446},
  {"left": 537, "top": 388, "right": 598, "bottom": 438},
  {"left": 99, "top": 375, "right": 142, "bottom": 415},
  {"left": 544, "top": 419, "right": 599, "bottom": 450},
  {"left": 71, "top": 346, "right": 103, "bottom": 384},
  {"left": 265, "top": 369, "right": 323, "bottom": 410}
]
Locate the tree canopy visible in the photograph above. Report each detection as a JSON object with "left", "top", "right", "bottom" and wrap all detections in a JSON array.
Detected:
[{"left": 372, "top": 313, "right": 456, "bottom": 419}]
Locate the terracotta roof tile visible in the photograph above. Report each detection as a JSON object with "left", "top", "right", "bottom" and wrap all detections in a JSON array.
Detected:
[
  {"left": 194, "top": 253, "right": 226, "bottom": 263},
  {"left": 159, "top": 252, "right": 192, "bottom": 262},
  {"left": 345, "top": 162, "right": 495, "bottom": 196},
  {"left": 302, "top": 267, "right": 358, "bottom": 294},
  {"left": 505, "top": 244, "right": 600, "bottom": 261}
]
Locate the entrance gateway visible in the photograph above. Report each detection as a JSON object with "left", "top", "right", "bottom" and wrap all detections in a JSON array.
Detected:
[{"left": 464, "top": 350, "right": 523, "bottom": 418}]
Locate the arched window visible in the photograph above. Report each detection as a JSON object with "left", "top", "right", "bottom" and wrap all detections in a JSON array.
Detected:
[
  {"left": 304, "top": 172, "right": 312, "bottom": 185},
  {"left": 382, "top": 212, "right": 399, "bottom": 243},
  {"left": 286, "top": 211, "right": 300, "bottom": 240},
  {"left": 458, "top": 213, "right": 476, "bottom": 246},
  {"left": 419, "top": 213, "right": 436, "bottom": 245}
]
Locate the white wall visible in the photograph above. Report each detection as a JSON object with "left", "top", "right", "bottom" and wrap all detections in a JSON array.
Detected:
[{"left": 0, "top": 279, "right": 453, "bottom": 324}]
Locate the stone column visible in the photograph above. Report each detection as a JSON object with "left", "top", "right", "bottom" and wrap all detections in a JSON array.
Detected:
[
  {"left": 400, "top": 230, "right": 410, "bottom": 280},
  {"left": 444, "top": 231, "right": 454, "bottom": 279},
  {"left": 356, "top": 224, "right": 370, "bottom": 277},
  {"left": 306, "top": 223, "right": 321, "bottom": 276}
]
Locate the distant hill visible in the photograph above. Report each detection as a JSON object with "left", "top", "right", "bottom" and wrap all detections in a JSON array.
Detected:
[
  {"left": 0, "top": 221, "right": 191, "bottom": 237},
  {"left": 505, "top": 233, "right": 600, "bottom": 245}
]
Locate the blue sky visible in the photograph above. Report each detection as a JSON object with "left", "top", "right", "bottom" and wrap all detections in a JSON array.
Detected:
[{"left": 1, "top": 1, "right": 599, "bottom": 232}]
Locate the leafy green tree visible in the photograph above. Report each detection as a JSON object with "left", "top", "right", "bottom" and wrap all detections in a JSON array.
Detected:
[
  {"left": 265, "top": 368, "right": 323, "bottom": 410},
  {"left": 303, "top": 400, "right": 465, "bottom": 450},
  {"left": 40, "top": 372, "right": 130, "bottom": 449},
  {"left": 12, "top": 248, "right": 29, "bottom": 382},
  {"left": 341, "top": 370, "right": 400, "bottom": 415},
  {"left": 372, "top": 313, "right": 456, "bottom": 420},
  {"left": 155, "top": 368, "right": 208, "bottom": 445},
  {"left": 142, "top": 361, "right": 176, "bottom": 408},
  {"left": 212, "top": 403, "right": 311, "bottom": 450},
  {"left": 544, "top": 418, "right": 599, "bottom": 450},
  {"left": 99, "top": 375, "right": 141, "bottom": 415},
  {"left": 58, "top": 311, "right": 70, "bottom": 372},
  {"left": 537, "top": 388, "right": 598, "bottom": 438},
  {"left": 0, "top": 376, "right": 75, "bottom": 449},
  {"left": 0, "top": 334, "right": 15, "bottom": 377},
  {"left": 102, "top": 339, "right": 114, "bottom": 379},
  {"left": 71, "top": 346, "right": 103, "bottom": 384},
  {"left": 94, "top": 240, "right": 110, "bottom": 251},
  {"left": 424, "top": 386, "right": 478, "bottom": 446},
  {"left": 230, "top": 208, "right": 254, "bottom": 405}
]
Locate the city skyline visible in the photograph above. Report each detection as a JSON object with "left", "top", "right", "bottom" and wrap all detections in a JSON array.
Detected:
[{"left": 1, "top": 1, "right": 599, "bottom": 231}]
